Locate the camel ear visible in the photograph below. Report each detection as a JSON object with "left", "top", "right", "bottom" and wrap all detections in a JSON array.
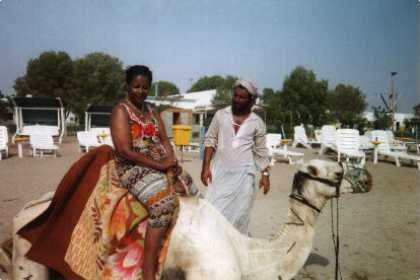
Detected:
[{"left": 299, "top": 164, "right": 319, "bottom": 177}]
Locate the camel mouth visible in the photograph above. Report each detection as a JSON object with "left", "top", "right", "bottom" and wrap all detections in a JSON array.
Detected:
[{"left": 345, "top": 167, "right": 373, "bottom": 193}]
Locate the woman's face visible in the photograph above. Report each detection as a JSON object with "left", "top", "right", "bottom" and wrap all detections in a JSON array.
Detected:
[{"left": 128, "top": 75, "right": 151, "bottom": 103}]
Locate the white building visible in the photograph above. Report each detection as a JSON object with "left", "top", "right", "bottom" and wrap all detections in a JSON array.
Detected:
[
  {"left": 363, "top": 111, "right": 415, "bottom": 130},
  {"left": 149, "top": 90, "right": 217, "bottom": 139}
]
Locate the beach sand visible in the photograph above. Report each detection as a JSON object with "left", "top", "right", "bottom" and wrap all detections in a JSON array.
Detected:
[{"left": 0, "top": 137, "right": 419, "bottom": 280}]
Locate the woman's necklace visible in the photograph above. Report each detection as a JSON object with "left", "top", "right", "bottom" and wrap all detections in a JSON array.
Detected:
[{"left": 125, "top": 97, "right": 146, "bottom": 115}]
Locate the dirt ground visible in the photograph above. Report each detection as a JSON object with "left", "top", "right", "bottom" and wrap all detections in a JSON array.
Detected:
[{"left": 0, "top": 137, "right": 419, "bottom": 280}]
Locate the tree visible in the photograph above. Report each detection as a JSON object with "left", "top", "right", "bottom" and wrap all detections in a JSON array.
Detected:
[
  {"left": 329, "top": 84, "right": 367, "bottom": 128},
  {"left": 188, "top": 75, "right": 225, "bottom": 92},
  {"left": 13, "top": 77, "right": 31, "bottom": 97},
  {"left": 262, "top": 88, "right": 285, "bottom": 133},
  {"left": 414, "top": 103, "right": 420, "bottom": 118},
  {"left": 14, "top": 51, "right": 74, "bottom": 99},
  {"left": 150, "top": 81, "right": 179, "bottom": 97},
  {"left": 69, "top": 52, "right": 124, "bottom": 124},
  {"left": 0, "top": 91, "right": 14, "bottom": 121},
  {"left": 210, "top": 75, "right": 238, "bottom": 109},
  {"left": 212, "top": 88, "right": 232, "bottom": 109},
  {"left": 372, "top": 105, "right": 393, "bottom": 130},
  {"left": 280, "top": 66, "right": 329, "bottom": 132}
]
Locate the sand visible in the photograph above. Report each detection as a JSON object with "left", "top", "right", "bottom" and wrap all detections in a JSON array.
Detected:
[{"left": 0, "top": 137, "right": 419, "bottom": 280}]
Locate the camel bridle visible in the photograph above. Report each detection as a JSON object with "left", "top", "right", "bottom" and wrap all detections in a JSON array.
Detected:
[
  {"left": 289, "top": 162, "right": 345, "bottom": 280},
  {"left": 289, "top": 162, "right": 344, "bottom": 213}
]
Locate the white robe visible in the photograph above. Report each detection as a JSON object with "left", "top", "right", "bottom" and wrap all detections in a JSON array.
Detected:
[{"left": 203, "top": 107, "right": 270, "bottom": 234}]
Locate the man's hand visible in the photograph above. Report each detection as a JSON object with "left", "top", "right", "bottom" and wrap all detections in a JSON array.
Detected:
[
  {"left": 201, "top": 166, "right": 212, "bottom": 187},
  {"left": 259, "top": 175, "right": 270, "bottom": 195}
]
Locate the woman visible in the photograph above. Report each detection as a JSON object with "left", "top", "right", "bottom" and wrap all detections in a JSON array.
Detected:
[{"left": 111, "top": 65, "right": 178, "bottom": 280}]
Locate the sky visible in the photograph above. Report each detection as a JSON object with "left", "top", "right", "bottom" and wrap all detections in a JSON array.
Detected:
[{"left": 0, "top": 0, "right": 418, "bottom": 112}]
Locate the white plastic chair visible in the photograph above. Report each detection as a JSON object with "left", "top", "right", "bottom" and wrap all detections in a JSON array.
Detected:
[
  {"left": 385, "top": 130, "right": 407, "bottom": 152},
  {"left": 89, "top": 128, "right": 113, "bottom": 148},
  {"left": 21, "top": 125, "right": 61, "bottom": 143},
  {"left": 336, "top": 129, "right": 366, "bottom": 167},
  {"left": 0, "top": 126, "right": 9, "bottom": 160},
  {"left": 89, "top": 127, "right": 111, "bottom": 135},
  {"left": 266, "top": 133, "right": 303, "bottom": 165},
  {"left": 359, "top": 134, "right": 374, "bottom": 151},
  {"left": 292, "top": 125, "right": 320, "bottom": 148},
  {"left": 29, "top": 134, "right": 59, "bottom": 157},
  {"left": 76, "top": 131, "right": 102, "bottom": 153},
  {"left": 372, "top": 130, "right": 420, "bottom": 170},
  {"left": 319, "top": 125, "right": 337, "bottom": 155}
]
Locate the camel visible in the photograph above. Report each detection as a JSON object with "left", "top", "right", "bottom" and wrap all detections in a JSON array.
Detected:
[{"left": 0, "top": 159, "right": 372, "bottom": 280}]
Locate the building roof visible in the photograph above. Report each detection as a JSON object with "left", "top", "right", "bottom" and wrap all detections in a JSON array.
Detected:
[
  {"left": 148, "top": 89, "right": 217, "bottom": 111},
  {"left": 13, "top": 96, "right": 63, "bottom": 108}
]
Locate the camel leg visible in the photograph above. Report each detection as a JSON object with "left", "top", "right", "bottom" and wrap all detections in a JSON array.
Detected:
[{"left": 143, "top": 225, "right": 168, "bottom": 280}]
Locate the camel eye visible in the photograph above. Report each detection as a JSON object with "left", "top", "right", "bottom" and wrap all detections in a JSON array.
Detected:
[{"left": 334, "top": 171, "right": 342, "bottom": 179}]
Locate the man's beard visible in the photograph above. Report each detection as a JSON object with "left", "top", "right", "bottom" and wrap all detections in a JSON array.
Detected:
[{"left": 232, "top": 101, "right": 252, "bottom": 115}]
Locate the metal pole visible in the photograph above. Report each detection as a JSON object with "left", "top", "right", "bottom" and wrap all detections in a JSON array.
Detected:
[{"left": 390, "top": 72, "right": 398, "bottom": 130}]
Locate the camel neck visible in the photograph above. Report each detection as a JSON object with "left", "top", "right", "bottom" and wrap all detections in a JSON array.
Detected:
[
  {"left": 285, "top": 198, "right": 323, "bottom": 228},
  {"left": 238, "top": 201, "right": 319, "bottom": 279}
]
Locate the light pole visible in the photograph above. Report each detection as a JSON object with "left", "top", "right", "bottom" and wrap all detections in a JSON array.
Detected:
[{"left": 389, "top": 71, "right": 398, "bottom": 129}]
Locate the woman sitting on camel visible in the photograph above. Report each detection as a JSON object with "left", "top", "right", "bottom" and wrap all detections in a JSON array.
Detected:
[{"left": 111, "top": 65, "right": 181, "bottom": 280}]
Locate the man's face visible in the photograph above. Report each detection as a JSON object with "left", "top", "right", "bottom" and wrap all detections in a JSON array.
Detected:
[{"left": 232, "top": 86, "right": 253, "bottom": 113}]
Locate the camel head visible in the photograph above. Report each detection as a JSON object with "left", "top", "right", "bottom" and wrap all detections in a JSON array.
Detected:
[{"left": 292, "top": 160, "right": 372, "bottom": 206}]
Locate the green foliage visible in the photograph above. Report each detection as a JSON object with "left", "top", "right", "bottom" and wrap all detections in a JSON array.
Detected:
[
  {"left": 13, "top": 77, "right": 31, "bottom": 97},
  {"left": 14, "top": 51, "right": 74, "bottom": 100},
  {"left": 283, "top": 67, "right": 329, "bottom": 127},
  {"left": 211, "top": 76, "right": 238, "bottom": 109},
  {"left": 372, "top": 105, "right": 393, "bottom": 130},
  {"left": 69, "top": 52, "right": 125, "bottom": 124},
  {"left": 262, "top": 88, "right": 285, "bottom": 133},
  {"left": 188, "top": 75, "right": 225, "bottom": 92},
  {"left": 150, "top": 81, "right": 179, "bottom": 97},
  {"left": 189, "top": 75, "right": 238, "bottom": 109},
  {"left": 212, "top": 88, "right": 232, "bottom": 109},
  {"left": 414, "top": 103, "right": 420, "bottom": 118},
  {"left": 329, "top": 84, "right": 367, "bottom": 128},
  {"left": 0, "top": 91, "right": 14, "bottom": 120}
]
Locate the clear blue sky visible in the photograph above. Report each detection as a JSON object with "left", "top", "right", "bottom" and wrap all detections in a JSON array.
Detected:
[{"left": 0, "top": 0, "right": 418, "bottom": 112}]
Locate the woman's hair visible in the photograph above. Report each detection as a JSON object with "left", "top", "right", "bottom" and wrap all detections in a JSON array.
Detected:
[{"left": 125, "top": 65, "right": 153, "bottom": 85}]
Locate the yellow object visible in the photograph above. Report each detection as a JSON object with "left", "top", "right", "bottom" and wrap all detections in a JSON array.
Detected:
[
  {"left": 281, "top": 139, "right": 292, "bottom": 144},
  {"left": 172, "top": 125, "right": 192, "bottom": 145}
]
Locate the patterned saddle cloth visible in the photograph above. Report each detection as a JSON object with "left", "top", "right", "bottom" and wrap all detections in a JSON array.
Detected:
[{"left": 19, "top": 146, "right": 200, "bottom": 280}]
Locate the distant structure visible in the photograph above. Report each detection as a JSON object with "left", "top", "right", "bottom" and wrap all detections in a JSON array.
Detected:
[
  {"left": 149, "top": 89, "right": 217, "bottom": 139},
  {"left": 84, "top": 105, "right": 113, "bottom": 131},
  {"left": 12, "top": 96, "right": 65, "bottom": 140},
  {"left": 363, "top": 111, "right": 414, "bottom": 131}
]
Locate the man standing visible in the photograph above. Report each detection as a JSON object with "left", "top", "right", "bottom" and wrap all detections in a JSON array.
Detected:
[{"left": 201, "top": 79, "right": 270, "bottom": 234}]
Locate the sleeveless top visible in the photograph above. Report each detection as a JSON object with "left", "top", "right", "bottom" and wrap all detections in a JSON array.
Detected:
[{"left": 114, "top": 101, "right": 168, "bottom": 188}]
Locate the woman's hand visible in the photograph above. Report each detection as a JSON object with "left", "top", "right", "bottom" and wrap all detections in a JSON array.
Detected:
[{"left": 157, "top": 157, "right": 178, "bottom": 171}]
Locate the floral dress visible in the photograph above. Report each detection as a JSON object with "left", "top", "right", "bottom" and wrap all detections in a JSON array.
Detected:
[{"left": 114, "top": 102, "right": 179, "bottom": 228}]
